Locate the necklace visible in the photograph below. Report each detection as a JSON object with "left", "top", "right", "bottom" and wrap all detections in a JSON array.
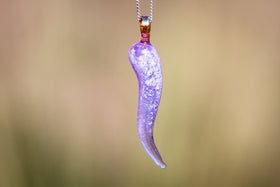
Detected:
[{"left": 128, "top": 0, "right": 166, "bottom": 169}]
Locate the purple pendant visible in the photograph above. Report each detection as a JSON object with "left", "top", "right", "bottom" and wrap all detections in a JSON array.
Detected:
[{"left": 128, "top": 16, "right": 166, "bottom": 168}]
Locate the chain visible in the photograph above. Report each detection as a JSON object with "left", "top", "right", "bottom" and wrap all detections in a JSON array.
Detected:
[{"left": 136, "top": 0, "right": 153, "bottom": 22}]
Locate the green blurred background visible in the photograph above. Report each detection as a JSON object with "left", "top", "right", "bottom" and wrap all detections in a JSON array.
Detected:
[{"left": 1, "top": 0, "right": 280, "bottom": 186}]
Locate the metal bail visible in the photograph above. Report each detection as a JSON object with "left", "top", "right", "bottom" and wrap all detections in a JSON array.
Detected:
[{"left": 140, "top": 16, "right": 151, "bottom": 43}]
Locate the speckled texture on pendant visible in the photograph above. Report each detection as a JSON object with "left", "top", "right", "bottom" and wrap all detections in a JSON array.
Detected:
[{"left": 128, "top": 41, "right": 166, "bottom": 168}]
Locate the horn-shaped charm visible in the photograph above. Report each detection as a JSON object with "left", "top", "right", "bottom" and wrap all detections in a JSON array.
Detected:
[{"left": 128, "top": 16, "right": 166, "bottom": 168}]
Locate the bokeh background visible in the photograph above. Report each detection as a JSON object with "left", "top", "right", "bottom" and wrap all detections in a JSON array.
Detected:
[{"left": 1, "top": 0, "right": 280, "bottom": 186}]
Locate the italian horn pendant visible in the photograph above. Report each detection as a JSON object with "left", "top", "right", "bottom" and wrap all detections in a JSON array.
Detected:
[{"left": 128, "top": 16, "right": 166, "bottom": 168}]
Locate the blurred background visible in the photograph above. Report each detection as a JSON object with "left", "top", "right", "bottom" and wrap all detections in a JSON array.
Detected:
[{"left": 1, "top": 0, "right": 280, "bottom": 186}]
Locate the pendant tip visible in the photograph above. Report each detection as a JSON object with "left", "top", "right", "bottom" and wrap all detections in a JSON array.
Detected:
[{"left": 158, "top": 162, "right": 167, "bottom": 169}]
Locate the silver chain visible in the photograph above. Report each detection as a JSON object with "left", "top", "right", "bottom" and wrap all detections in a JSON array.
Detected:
[{"left": 136, "top": 0, "right": 153, "bottom": 22}]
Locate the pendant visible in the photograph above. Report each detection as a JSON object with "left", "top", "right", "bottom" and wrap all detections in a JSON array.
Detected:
[{"left": 128, "top": 16, "right": 166, "bottom": 168}]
